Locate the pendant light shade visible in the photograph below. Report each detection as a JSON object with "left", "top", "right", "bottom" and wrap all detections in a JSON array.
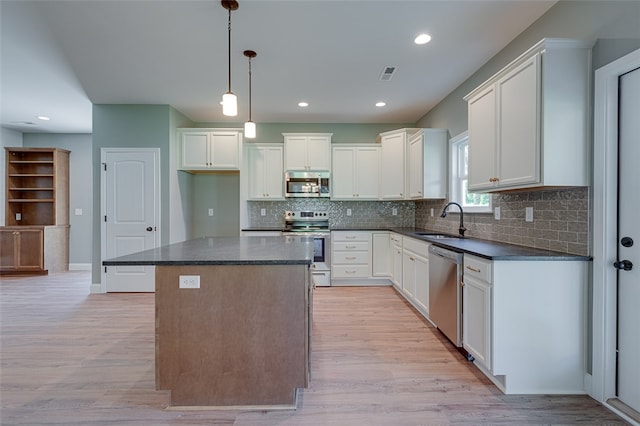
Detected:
[
  {"left": 244, "top": 120, "right": 256, "bottom": 139},
  {"left": 244, "top": 49, "right": 257, "bottom": 139},
  {"left": 222, "top": 92, "right": 237, "bottom": 116},
  {"left": 221, "top": 1, "right": 239, "bottom": 117}
]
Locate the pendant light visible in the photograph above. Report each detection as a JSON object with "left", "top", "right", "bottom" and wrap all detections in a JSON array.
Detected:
[
  {"left": 243, "top": 50, "right": 257, "bottom": 139},
  {"left": 221, "top": 1, "right": 238, "bottom": 116}
]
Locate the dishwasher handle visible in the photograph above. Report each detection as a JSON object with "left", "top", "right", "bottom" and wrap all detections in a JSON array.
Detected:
[{"left": 429, "top": 245, "right": 463, "bottom": 263}]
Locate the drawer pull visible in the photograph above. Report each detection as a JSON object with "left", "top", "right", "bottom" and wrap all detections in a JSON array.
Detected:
[
  {"left": 345, "top": 245, "right": 357, "bottom": 249},
  {"left": 346, "top": 270, "right": 356, "bottom": 274},
  {"left": 345, "top": 256, "right": 356, "bottom": 260},
  {"left": 345, "top": 236, "right": 357, "bottom": 239},
  {"left": 466, "top": 265, "right": 481, "bottom": 273}
]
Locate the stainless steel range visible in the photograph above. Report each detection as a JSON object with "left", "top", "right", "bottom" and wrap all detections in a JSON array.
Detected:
[{"left": 282, "top": 210, "right": 331, "bottom": 286}]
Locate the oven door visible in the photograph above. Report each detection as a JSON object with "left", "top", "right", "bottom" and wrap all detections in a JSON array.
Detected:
[{"left": 283, "top": 232, "right": 331, "bottom": 286}]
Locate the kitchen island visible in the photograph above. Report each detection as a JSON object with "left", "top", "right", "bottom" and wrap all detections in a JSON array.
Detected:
[{"left": 103, "top": 236, "right": 314, "bottom": 409}]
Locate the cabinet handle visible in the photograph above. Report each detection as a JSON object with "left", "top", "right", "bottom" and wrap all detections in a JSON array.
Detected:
[
  {"left": 346, "top": 245, "right": 357, "bottom": 249},
  {"left": 346, "top": 270, "right": 356, "bottom": 274},
  {"left": 346, "top": 236, "right": 357, "bottom": 239},
  {"left": 466, "top": 265, "right": 481, "bottom": 273},
  {"left": 345, "top": 256, "right": 356, "bottom": 260}
]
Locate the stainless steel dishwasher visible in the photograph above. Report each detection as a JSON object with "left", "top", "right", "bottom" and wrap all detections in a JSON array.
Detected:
[{"left": 428, "top": 245, "right": 463, "bottom": 347}]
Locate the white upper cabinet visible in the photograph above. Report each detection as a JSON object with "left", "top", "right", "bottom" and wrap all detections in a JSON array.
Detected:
[
  {"left": 407, "top": 129, "right": 448, "bottom": 199},
  {"left": 379, "top": 129, "right": 418, "bottom": 199},
  {"left": 331, "top": 145, "right": 380, "bottom": 200},
  {"left": 464, "top": 38, "right": 593, "bottom": 192},
  {"left": 283, "top": 133, "right": 332, "bottom": 171},
  {"left": 178, "top": 129, "right": 242, "bottom": 171},
  {"left": 247, "top": 144, "right": 284, "bottom": 200}
]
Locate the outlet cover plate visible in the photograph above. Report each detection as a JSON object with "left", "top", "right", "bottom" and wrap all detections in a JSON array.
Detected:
[
  {"left": 494, "top": 207, "right": 501, "bottom": 220},
  {"left": 179, "top": 275, "right": 200, "bottom": 289}
]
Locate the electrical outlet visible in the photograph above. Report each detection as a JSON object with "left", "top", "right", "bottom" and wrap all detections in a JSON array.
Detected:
[
  {"left": 75, "top": 208, "right": 83, "bottom": 216},
  {"left": 15, "top": 213, "right": 21, "bottom": 221},
  {"left": 430, "top": 208, "right": 434, "bottom": 217},
  {"left": 494, "top": 207, "right": 501, "bottom": 220},
  {"left": 525, "top": 207, "right": 534, "bottom": 222},
  {"left": 260, "top": 208, "right": 266, "bottom": 216},
  {"left": 208, "top": 208, "right": 214, "bottom": 216},
  {"left": 392, "top": 208, "right": 398, "bottom": 216},
  {"left": 179, "top": 275, "right": 200, "bottom": 289},
  {"left": 346, "top": 209, "right": 352, "bottom": 216}
]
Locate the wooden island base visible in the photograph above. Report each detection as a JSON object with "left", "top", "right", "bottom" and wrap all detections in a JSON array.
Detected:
[{"left": 155, "top": 264, "right": 310, "bottom": 408}]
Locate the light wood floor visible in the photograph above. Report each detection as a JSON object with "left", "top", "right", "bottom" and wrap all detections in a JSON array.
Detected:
[{"left": 1, "top": 271, "right": 627, "bottom": 425}]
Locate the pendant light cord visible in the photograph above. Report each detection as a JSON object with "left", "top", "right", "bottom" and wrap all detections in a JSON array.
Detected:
[
  {"left": 248, "top": 57, "right": 252, "bottom": 121},
  {"left": 227, "top": 8, "right": 232, "bottom": 92}
]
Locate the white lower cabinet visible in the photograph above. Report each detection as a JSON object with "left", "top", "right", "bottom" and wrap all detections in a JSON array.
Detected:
[
  {"left": 400, "top": 236, "right": 430, "bottom": 317},
  {"left": 331, "top": 231, "right": 392, "bottom": 286},
  {"left": 462, "top": 255, "right": 492, "bottom": 372},
  {"left": 372, "top": 232, "right": 391, "bottom": 277},
  {"left": 462, "top": 255, "right": 589, "bottom": 395},
  {"left": 390, "top": 233, "right": 403, "bottom": 290},
  {"left": 332, "top": 231, "right": 372, "bottom": 282}
]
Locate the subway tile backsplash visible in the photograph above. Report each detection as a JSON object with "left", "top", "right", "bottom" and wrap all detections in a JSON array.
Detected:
[
  {"left": 247, "top": 187, "right": 590, "bottom": 256},
  {"left": 248, "top": 200, "right": 415, "bottom": 229},
  {"left": 415, "top": 187, "right": 590, "bottom": 256}
]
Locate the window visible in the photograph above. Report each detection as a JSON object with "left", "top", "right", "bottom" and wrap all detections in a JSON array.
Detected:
[{"left": 449, "top": 132, "right": 491, "bottom": 213}]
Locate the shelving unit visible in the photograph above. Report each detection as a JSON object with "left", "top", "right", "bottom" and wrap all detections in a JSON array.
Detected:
[{"left": 1, "top": 148, "right": 70, "bottom": 275}]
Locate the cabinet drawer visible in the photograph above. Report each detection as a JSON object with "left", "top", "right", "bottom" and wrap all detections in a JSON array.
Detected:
[
  {"left": 464, "top": 255, "right": 492, "bottom": 282},
  {"left": 332, "top": 265, "right": 370, "bottom": 278},
  {"left": 333, "top": 251, "right": 369, "bottom": 264},
  {"left": 333, "top": 242, "right": 369, "bottom": 251},
  {"left": 402, "top": 237, "right": 430, "bottom": 257},
  {"left": 332, "top": 231, "right": 371, "bottom": 242}
]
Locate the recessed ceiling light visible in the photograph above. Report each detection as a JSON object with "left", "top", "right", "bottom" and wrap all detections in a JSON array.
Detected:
[
  {"left": 37, "top": 116, "right": 51, "bottom": 121},
  {"left": 298, "top": 102, "right": 309, "bottom": 107},
  {"left": 375, "top": 102, "right": 386, "bottom": 107},
  {"left": 414, "top": 33, "right": 432, "bottom": 45}
]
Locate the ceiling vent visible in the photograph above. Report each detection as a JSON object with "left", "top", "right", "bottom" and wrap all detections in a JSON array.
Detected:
[{"left": 379, "top": 66, "right": 397, "bottom": 81}]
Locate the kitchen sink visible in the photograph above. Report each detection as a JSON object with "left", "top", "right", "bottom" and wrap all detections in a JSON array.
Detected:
[{"left": 415, "top": 232, "right": 462, "bottom": 239}]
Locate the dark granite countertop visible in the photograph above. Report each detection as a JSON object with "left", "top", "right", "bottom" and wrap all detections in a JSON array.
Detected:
[{"left": 102, "top": 236, "right": 314, "bottom": 266}]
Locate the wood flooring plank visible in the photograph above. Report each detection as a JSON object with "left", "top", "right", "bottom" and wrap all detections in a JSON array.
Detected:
[{"left": 0, "top": 272, "right": 627, "bottom": 425}]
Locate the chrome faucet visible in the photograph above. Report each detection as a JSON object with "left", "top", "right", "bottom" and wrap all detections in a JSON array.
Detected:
[{"left": 440, "top": 202, "right": 466, "bottom": 237}]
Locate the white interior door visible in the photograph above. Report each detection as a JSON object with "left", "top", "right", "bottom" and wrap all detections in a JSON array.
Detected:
[
  {"left": 102, "top": 148, "right": 159, "bottom": 292},
  {"left": 616, "top": 66, "right": 640, "bottom": 414}
]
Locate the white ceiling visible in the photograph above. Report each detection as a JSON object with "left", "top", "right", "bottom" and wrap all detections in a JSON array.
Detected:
[{"left": 0, "top": 0, "right": 557, "bottom": 134}]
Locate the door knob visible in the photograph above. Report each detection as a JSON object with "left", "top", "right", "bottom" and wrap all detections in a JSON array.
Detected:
[
  {"left": 146, "top": 226, "right": 153, "bottom": 232},
  {"left": 613, "top": 260, "right": 633, "bottom": 271},
  {"left": 621, "top": 237, "right": 634, "bottom": 247}
]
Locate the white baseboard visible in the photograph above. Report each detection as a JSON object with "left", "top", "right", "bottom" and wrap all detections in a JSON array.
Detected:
[
  {"left": 69, "top": 263, "right": 92, "bottom": 271},
  {"left": 90, "top": 283, "right": 104, "bottom": 294}
]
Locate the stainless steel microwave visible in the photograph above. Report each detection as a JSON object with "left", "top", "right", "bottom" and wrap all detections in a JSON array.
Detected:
[{"left": 285, "top": 171, "right": 330, "bottom": 198}]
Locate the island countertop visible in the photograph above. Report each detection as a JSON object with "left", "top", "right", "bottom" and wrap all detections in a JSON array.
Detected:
[{"left": 102, "top": 236, "right": 314, "bottom": 266}]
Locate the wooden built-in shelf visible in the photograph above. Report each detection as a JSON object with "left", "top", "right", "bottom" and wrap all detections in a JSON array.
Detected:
[{"left": 2, "top": 147, "right": 70, "bottom": 275}]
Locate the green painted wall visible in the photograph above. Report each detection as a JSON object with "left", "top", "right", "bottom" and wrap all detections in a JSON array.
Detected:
[
  {"left": 191, "top": 122, "right": 415, "bottom": 144},
  {"left": 92, "top": 104, "right": 171, "bottom": 283}
]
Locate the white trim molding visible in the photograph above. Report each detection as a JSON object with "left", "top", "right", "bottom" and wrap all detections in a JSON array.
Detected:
[{"left": 592, "top": 47, "right": 640, "bottom": 425}]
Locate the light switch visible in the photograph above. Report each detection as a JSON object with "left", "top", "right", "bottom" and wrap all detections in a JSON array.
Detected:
[
  {"left": 347, "top": 209, "right": 352, "bottom": 216},
  {"left": 75, "top": 208, "right": 83, "bottom": 216},
  {"left": 208, "top": 208, "right": 214, "bottom": 216},
  {"left": 392, "top": 208, "right": 398, "bottom": 216}
]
